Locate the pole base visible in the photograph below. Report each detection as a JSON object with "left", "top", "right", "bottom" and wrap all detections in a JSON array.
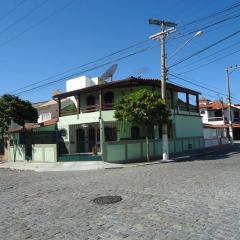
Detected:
[{"left": 160, "top": 159, "right": 174, "bottom": 163}]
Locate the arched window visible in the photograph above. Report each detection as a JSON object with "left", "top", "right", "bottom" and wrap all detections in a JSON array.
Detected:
[
  {"left": 86, "top": 95, "right": 96, "bottom": 106},
  {"left": 131, "top": 126, "right": 140, "bottom": 140},
  {"left": 59, "top": 128, "right": 67, "bottom": 137},
  {"left": 104, "top": 92, "right": 114, "bottom": 109}
]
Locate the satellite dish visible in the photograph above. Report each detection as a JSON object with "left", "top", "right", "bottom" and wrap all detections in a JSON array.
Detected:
[{"left": 100, "top": 64, "right": 118, "bottom": 83}]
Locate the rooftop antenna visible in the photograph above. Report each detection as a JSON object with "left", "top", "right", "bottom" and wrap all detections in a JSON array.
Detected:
[
  {"left": 134, "top": 67, "right": 150, "bottom": 78},
  {"left": 99, "top": 64, "right": 118, "bottom": 83}
]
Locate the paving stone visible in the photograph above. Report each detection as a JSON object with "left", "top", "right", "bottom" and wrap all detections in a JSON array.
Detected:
[{"left": 1, "top": 144, "right": 240, "bottom": 239}]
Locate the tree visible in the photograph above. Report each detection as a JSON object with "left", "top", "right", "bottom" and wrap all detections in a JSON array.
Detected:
[
  {"left": 0, "top": 94, "right": 38, "bottom": 133},
  {"left": 114, "top": 89, "right": 171, "bottom": 161}
]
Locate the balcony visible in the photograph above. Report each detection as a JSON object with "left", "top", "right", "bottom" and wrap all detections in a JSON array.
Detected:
[
  {"left": 206, "top": 117, "right": 225, "bottom": 125},
  {"left": 60, "top": 104, "right": 114, "bottom": 117},
  {"left": 208, "top": 117, "right": 224, "bottom": 122}
]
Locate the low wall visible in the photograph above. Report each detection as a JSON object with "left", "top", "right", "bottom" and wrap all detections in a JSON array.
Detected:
[
  {"left": 8, "top": 145, "right": 25, "bottom": 162},
  {"left": 32, "top": 144, "right": 57, "bottom": 162},
  {"left": 204, "top": 137, "right": 228, "bottom": 148},
  {"left": 104, "top": 137, "right": 204, "bottom": 163},
  {"left": 8, "top": 144, "right": 57, "bottom": 162}
]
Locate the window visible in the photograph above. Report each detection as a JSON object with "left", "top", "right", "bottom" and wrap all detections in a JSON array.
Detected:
[
  {"left": 189, "top": 94, "right": 198, "bottom": 112},
  {"left": 59, "top": 129, "right": 67, "bottom": 137},
  {"left": 177, "top": 92, "right": 188, "bottom": 111},
  {"left": 131, "top": 126, "right": 140, "bottom": 139},
  {"left": 104, "top": 127, "right": 117, "bottom": 141},
  {"left": 104, "top": 92, "right": 114, "bottom": 109},
  {"left": 215, "top": 110, "right": 222, "bottom": 117},
  {"left": 86, "top": 95, "right": 96, "bottom": 111},
  {"left": 86, "top": 95, "right": 96, "bottom": 106},
  {"left": 40, "top": 112, "right": 51, "bottom": 121},
  {"left": 234, "top": 110, "right": 239, "bottom": 121}
]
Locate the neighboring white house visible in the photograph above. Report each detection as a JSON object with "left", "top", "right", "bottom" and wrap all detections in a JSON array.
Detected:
[
  {"left": 33, "top": 97, "right": 74, "bottom": 123},
  {"left": 199, "top": 98, "right": 240, "bottom": 146}
]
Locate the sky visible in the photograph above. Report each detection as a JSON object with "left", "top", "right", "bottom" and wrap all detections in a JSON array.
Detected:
[{"left": 1, "top": 0, "right": 240, "bottom": 103}]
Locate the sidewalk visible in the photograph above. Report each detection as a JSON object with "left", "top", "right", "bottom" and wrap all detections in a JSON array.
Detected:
[
  {"left": 171, "top": 143, "right": 231, "bottom": 161},
  {"left": 0, "top": 144, "right": 231, "bottom": 172}
]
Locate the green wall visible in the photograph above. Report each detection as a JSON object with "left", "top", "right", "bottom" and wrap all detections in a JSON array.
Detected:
[
  {"left": 174, "top": 115, "right": 203, "bottom": 138},
  {"left": 104, "top": 137, "right": 205, "bottom": 163}
]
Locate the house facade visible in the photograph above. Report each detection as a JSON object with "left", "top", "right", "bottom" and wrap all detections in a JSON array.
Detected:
[
  {"left": 199, "top": 98, "right": 240, "bottom": 146},
  {"left": 6, "top": 75, "right": 205, "bottom": 163},
  {"left": 33, "top": 98, "right": 73, "bottom": 123},
  {"left": 52, "top": 76, "right": 204, "bottom": 163}
]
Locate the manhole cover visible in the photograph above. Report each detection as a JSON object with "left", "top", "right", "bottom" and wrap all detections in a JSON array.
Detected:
[{"left": 93, "top": 195, "right": 122, "bottom": 205}]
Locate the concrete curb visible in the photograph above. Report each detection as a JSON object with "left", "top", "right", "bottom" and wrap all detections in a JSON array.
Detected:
[
  {"left": 106, "top": 144, "right": 232, "bottom": 169},
  {"left": 0, "top": 144, "right": 232, "bottom": 172}
]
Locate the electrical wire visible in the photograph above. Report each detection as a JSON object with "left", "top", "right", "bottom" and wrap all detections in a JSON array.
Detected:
[
  {"left": 169, "top": 73, "right": 240, "bottom": 102},
  {"left": 0, "top": 0, "right": 27, "bottom": 23},
  {"left": 14, "top": 44, "right": 159, "bottom": 96},
  {"left": 173, "top": 40, "right": 240, "bottom": 71},
  {"left": 182, "top": 13, "right": 240, "bottom": 37},
  {"left": 167, "top": 79, "right": 222, "bottom": 99},
  {"left": 0, "top": 0, "right": 50, "bottom": 36},
  {"left": 169, "top": 29, "right": 240, "bottom": 69},
  {"left": 178, "top": 47, "right": 240, "bottom": 74},
  {"left": 0, "top": 0, "right": 76, "bottom": 49},
  {"left": 10, "top": 39, "right": 151, "bottom": 94},
  {"left": 178, "top": 1, "right": 240, "bottom": 30}
]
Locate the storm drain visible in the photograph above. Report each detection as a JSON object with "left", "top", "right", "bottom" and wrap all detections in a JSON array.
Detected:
[{"left": 93, "top": 196, "right": 122, "bottom": 205}]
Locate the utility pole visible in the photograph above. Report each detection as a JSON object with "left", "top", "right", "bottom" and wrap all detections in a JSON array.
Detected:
[
  {"left": 219, "top": 96, "right": 225, "bottom": 144},
  {"left": 226, "top": 67, "right": 234, "bottom": 145},
  {"left": 149, "top": 19, "right": 177, "bottom": 161}
]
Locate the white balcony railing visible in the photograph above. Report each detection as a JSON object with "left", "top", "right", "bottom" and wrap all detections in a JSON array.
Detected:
[{"left": 208, "top": 117, "right": 224, "bottom": 122}]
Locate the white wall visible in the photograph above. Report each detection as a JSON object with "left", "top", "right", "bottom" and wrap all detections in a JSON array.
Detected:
[
  {"left": 203, "top": 127, "right": 228, "bottom": 147},
  {"left": 200, "top": 108, "right": 209, "bottom": 123},
  {"left": 66, "top": 76, "right": 98, "bottom": 92}
]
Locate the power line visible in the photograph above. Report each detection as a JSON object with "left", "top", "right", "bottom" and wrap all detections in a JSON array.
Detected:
[
  {"left": 0, "top": 0, "right": 76, "bottom": 49},
  {"left": 182, "top": 13, "right": 240, "bottom": 37},
  {"left": 178, "top": 47, "right": 240, "bottom": 74},
  {"left": 173, "top": 40, "right": 240, "bottom": 71},
  {"left": 11, "top": 38, "right": 151, "bottom": 93},
  {"left": 169, "top": 29, "right": 240, "bottom": 69},
  {"left": 0, "top": 0, "right": 27, "bottom": 23},
  {"left": 0, "top": 0, "right": 50, "bottom": 36},
  {"left": 14, "top": 44, "right": 159, "bottom": 96},
  {"left": 171, "top": 71, "right": 226, "bottom": 93},
  {"left": 167, "top": 79, "right": 219, "bottom": 99},
  {"left": 169, "top": 73, "right": 240, "bottom": 102},
  {"left": 178, "top": 1, "right": 240, "bottom": 30},
  {"left": 171, "top": 2, "right": 240, "bottom": 41}
]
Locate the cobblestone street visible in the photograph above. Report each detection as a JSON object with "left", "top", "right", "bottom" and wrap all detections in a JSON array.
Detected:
[{"left": 1, "top": 145, "right": 240, "bottom": 240}]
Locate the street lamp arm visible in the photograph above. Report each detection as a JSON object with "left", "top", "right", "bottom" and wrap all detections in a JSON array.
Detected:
[{"left": 167, "top": 30, "right": 203, "bottom": 61}]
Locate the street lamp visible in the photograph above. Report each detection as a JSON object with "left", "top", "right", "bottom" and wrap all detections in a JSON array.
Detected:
[
  {"left": 168, "top": 30, "right": 204, "bottom": 61},
  {"left": 149, "top": 18, "right": 177, "bottom": 161},
  {"left": 148, "top": 22, "right": 203, "bottom": 161},
  {"left": 226, "top": 64, "right": 240, "bottom": 145}
]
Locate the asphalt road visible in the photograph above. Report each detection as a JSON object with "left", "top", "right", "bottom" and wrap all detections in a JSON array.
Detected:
[{"left": 1, "top": 144, "right": 240, "bottom": 240}]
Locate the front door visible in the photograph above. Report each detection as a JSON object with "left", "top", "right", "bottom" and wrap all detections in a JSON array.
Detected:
[
  {"left": 76, "top": 128, "right": 85, "bottom": 152},
  {"left": 88, "top": 127, "right": 96, "bottom": 152}
]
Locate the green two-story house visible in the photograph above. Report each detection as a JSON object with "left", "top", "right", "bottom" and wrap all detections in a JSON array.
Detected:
[{"left": 53, "top": 76, "right": 204, "bottom": 163}]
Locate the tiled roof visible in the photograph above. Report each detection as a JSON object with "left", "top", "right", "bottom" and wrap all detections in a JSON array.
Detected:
[
  {"left": 199, "top": 101, "right": 228, "bottom": 110},
  {"left": 53, "top": 76, "right": 201, "bottom": 99},
  {"left": 8, "top": 118, "right": 58, "bottom": 133}
]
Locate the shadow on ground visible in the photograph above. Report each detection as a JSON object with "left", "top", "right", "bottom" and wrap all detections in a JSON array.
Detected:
[{"left": 172, "top": 144, "right": 240, "bottom": 163}]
